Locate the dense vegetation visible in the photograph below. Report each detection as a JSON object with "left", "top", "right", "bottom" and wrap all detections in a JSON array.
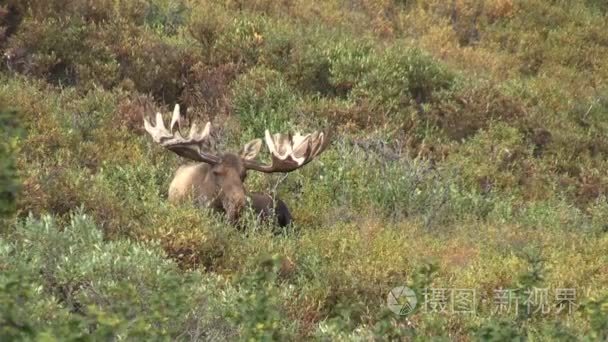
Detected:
[{"left": 1, "top": 0, "right": 607, "bottom": 340}]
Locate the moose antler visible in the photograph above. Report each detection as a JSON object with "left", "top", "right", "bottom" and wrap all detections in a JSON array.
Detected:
[
  {"left": 244, "top": 129, "right": 331, "bottom": 173},
  {"left": 143, "top": 104, "right": 220, "bottom": 164}
]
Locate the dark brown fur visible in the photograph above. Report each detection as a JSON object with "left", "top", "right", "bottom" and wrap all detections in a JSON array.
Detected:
[{"left": 248, "top": 192, "right": 292, "bottom": 227}]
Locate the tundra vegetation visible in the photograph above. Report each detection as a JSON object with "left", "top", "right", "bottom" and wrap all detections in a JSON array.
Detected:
[{"left": 1, "top": 0, "right": 608, "bottom": 340}]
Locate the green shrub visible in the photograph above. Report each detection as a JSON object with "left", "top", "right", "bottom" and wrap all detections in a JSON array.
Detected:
[
  {"left": 291, "top": 139, "right": 494, "bottom": 227},
  {"left": 323, "top": 39, "right": 375, "bottom": 98},
  {"left": 227, "top": 255, "right": 294, "bottom": 340},
  {"left": 4, "top": 1, "right": 199, "bottom": 99},
  {"left": 231, "top": 66, "right": 298, "bottom": 138},
  {"left": 475, "top": 319, "right": 524, "bottom": 342},
  {"left": 187, "top": 1, "right": 230, "bottom": 50},
  {"left": 581, "top": 295, "right": 608, "bottom": 341},
  {"left": 6, "top": 16, "right": 98, "bottom": 86},
  {"left": 144, "top": 0, "right": 188, "bottom": 34},
  {"left": 211, "top": 15, "right": 294, "bottom": 68},
  {"left": 285, "top": 35, "right": 334, "bottom": 96},
  {"left": 355, "top": 46, "right": 456, "bottom": 114},
  {"left": 1, "top": 212, "right": 236, "bottom": 340},
  {"left": 112, "top": 31, "right": 198, "bottom": 104},
  {"left": 0, "top": 105, "right": 21, "bottom": 223},
  {"left": 427, "top": 79, "right": 527, "bottom": 140},
  {"left": 444, "top": 123, "right": 534, "bottom": 195},
  {"left": 586, "top": 0, "right": 608, "bottom": 13}
]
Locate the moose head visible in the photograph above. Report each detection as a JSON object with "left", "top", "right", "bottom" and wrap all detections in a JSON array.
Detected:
[{"left": 144, "top": 104, "right": 331, "bottom": 225}]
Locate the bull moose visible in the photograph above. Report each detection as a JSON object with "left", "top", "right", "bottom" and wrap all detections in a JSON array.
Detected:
[{"left": 143, "top": 104, "right": 331, "bottom": 227}]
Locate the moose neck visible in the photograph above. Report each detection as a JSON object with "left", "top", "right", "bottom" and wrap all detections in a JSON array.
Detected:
[{"left": 208, "top": 154, "right": 248, "bottom": 222}]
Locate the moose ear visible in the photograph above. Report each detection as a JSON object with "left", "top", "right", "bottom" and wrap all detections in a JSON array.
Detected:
[{"left": 240, "top": 139, "right": 262, "bottom": 160}]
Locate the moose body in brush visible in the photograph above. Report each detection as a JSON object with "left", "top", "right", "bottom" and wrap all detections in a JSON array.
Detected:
[
  {"left": 144, "top": 104, "right": 330, "bottom": 227},
  {"left": 167, "top": 159, "right": 292, "bottom": 226}
]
